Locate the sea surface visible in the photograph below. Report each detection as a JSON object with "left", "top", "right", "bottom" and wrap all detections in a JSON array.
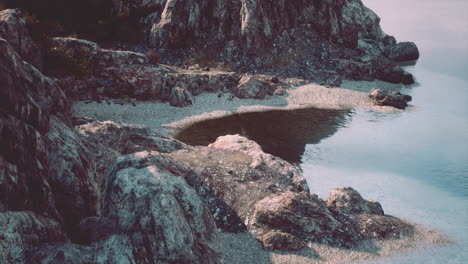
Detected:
[{"left": 302, "top": 0, "right": 467, "bottom": 263}]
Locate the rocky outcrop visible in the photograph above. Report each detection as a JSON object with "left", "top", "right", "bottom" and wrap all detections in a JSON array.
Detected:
[
  {"left": 0, "top": 212, "right": 67, "bottom": 263},
  {"left": 0, "top": 37, "right": 68, "bottom": 218},
  {"left": 0, "top": 9, "right": 43, "bottom": 70},
  {"left": 1, "top": 30, "right": 223, "bottom": 263},
  {"left": 368, "top": 88, "right": 412, "bottom": 109},
  {"left": 169, "top": 135, "right": 361, "bottom": 249},
  {"left": 92, "top": 151, "right": 222, "bottom": 263},
  {"left": 77, "top": 120, "right": 186, "bottom": 155},
  {"left": 0, "top": 37, "right": 70, "bottom": 262},
  {"left": 233, "top": 75, "right": 270, "bottom": 99},
  {"left": 46, "top": 117, "right": 100, "bottom": 239},
  {"left": 351, "top": 214, "right": 415, "bottom": 239},
  {"left": 249, "top": 191, "right": 343, "bottom": 246},
  {"left": 169, "top": 87, "right": 194, "bottom": 107},
  {"left": 145, "top": 0, "right": 386, "bottom": 51},
  {"left": 337, "top": 55, "right": 415, "bottom": 84},
  {"left": 384, "top": 42, "right": 420, "bottom": 62},
  {"left": 326, "top": 187, "right": 414, "bottom": 240},
  {"left": 326, "top": 187, "right": 384, "bottom": 215}
]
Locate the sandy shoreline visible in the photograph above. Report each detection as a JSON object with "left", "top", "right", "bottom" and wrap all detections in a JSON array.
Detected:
[{"left": 72, "top": 81, "right": 447, "bottom": 263}]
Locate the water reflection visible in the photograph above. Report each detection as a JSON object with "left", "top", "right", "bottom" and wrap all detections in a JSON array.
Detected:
[{"left": 174, "top": 108, "right": 352, "bottom": 164}]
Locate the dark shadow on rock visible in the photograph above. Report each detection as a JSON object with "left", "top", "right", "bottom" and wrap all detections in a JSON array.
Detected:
[{"left": 174, "top": 107, "right": 352, "bottom": 164}]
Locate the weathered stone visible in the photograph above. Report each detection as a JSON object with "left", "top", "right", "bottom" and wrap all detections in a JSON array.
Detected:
[
  {"left": 208, "top": 134, "right": 308, "bottom": 192},
  {"left": 357, "top": 38, "right": 384, "bottom": 55},
  {"left": 0, "top": 9, "right": 43, "bottom": 70},
  {"left": 384, "top": 42, "right": 420, "bottom": 62},
  {"left": 0, "top": 212, "right": 67, "bottom": 264},
  {"left": 326, "top": 187, "right": 384, "bottom": 215},
  {"left": 351, "top": 214, "right": 415, "bottom": 239},
  {"left": 46, "top": 37, "right": 100, "bottom": 75},
  {"left": 78, "top": 120, "right": 186, "bottom": 154},
  {"left": 249, "top": 191, "right": 341, "bottom": 242},
  {"left": 169, "top": 87, "right": 194, "bottom": 107},
  {"left": 148, "top": 0, "right": 386, "bottom": 51},
  {"left": 369, "top": 88, "right": 412, "bottom": 109},
  {"left": 46, "top": 117, "right": 100, "bottom": 239},
  {"left": 95, "top": 151, "right": 222, "bottom": 263},
  {"left": 0, "top": 38, "right": 68, "bottom": 217},
  {"left": 260, "top": 231, "right": 306, "bottom": 251},
  {"left": 233, "top": 75, "right": 270, "bottom": 99},
  {"left": 94, "top": 49, "right": 149, "bottom": 70},
  {"left": 28, "top": 243, "right": 93, "bottom": 264},
  {"left": 337, "top": 55, "right": 414, "bottom": 84}
]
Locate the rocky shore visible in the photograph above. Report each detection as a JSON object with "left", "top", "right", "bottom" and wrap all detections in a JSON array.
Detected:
[{"left": 0, "top": 1, "right": 446, "bottom": 263}]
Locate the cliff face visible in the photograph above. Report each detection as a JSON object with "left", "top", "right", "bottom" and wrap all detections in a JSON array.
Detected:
[
  {"left": 133, "top": 0, "right": 386, "bottom": 50},
  {"left": 6, "top": 0, "right": 386, "bottom": 50}
]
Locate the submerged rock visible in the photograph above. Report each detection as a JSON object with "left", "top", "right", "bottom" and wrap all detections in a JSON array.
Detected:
[{"left": 368, "top": 88, "right": 412, "bottom": 109}]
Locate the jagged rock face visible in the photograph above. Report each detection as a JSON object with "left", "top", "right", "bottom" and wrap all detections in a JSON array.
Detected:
[
  {"left": 46, "top": 117, "right": 100, "bottom": 239},
  {"left": 0, "top": 9, "right": 43, "bottom": 70},
  {"left": 0, "top": 37, "right": 68, "bottom": 217},
  {"left": 145, "top": 0, "right": 386, "bottom": 51},
  {"left": 94, "top": 151, "right": 222, "bottom": 264}
]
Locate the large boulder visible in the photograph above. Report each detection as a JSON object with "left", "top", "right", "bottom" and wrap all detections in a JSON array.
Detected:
[
  {"left": 368, "top": 88, "right": 412, "bottom": 109},
  {"left": 169, "top": 135, "right": 367, "bottom": 249},
  {"left": 169, "top": 87, "right": 194, "bottom": 107},
  {"left": 0, "top": 9, "right": 43, "bottom": 70},
  {"left": 326, "top": 187, "right": 384, "bottom": 215},
  {"left": 248, "top": 191, "right": 342, "bottom": 244},
  {"left": 384, "top": 42, "right": 420, "bottom": 62},
  {"left": 233, "top": 75, "right": 270, "bottom": 99},
  {"left": 326, "top": 187, "right": 415, "bottom": 240},
  {"left": 94, "top": 151, "right": 222, "bottom": 263}
]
